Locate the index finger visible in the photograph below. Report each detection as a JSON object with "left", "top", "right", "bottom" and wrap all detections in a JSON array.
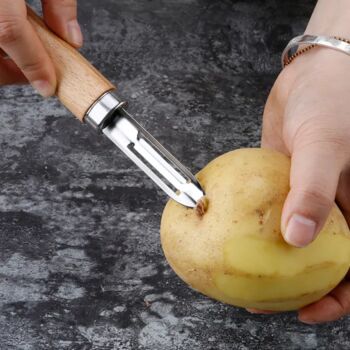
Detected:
[
  {"left": 298, "top": 275, "right": 350, "bottom": 324},
  {"left": 42, "top": 0, "right": 82, "bottom": 47}
]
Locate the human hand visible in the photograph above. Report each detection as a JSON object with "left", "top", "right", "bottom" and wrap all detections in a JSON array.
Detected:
[
  {"left": 249, "top": 48, "right": 350, "bottom": 324},
  {"left": 0, "top": 0, "right": 82, "bottom": 96}
]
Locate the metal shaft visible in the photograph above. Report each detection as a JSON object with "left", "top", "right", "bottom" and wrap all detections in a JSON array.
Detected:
[{"left": 85, "top": 92, "right": 205, "bottom": 207}]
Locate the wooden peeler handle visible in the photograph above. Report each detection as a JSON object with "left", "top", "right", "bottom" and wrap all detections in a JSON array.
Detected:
[{"left": 27, "top": 6, "right": 115, "bottom": 122}]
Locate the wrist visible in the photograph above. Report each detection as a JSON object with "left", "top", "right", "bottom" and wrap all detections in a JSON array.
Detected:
[
  {"left": 306, "top": 0, "right": 350, "bottom": 38},
  {"left": 282, "top": 46, "right": 350, "bottom": 97}
]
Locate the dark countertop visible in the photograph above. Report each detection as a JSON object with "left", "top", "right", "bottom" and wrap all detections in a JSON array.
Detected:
[{"left": 0, "top": 0, "right": 349, "bottom": 349}]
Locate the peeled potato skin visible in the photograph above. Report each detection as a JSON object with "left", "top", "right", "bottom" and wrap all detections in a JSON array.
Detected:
[{"left": 160, "top": 148, "right": 350, "bottom": 311}]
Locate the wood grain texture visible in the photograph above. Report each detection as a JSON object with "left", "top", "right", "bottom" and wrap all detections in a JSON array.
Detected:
[{"left": 27, "top": 7, "right": 115, "bottom": 121}]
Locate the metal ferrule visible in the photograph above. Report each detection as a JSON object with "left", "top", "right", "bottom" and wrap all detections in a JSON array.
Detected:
[{"left": 84, "top": 91, "right": 128, "bottom": 131}]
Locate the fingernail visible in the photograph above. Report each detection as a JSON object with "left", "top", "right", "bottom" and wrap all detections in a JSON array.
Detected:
[
  {"left": 32, "top": 80, "right": 55, "bottom": 98},
  {"left": 67, "top": 20, "right": 83, "bottom": 47},
  {"left": 284, "top": 214, "right": 317, "bottom": 247},
  {"left": 246, "top": 308, "right": 260, "bottom": 314},
  {"left": 299, "top": 317, "right": 318, "bottom": 325}
]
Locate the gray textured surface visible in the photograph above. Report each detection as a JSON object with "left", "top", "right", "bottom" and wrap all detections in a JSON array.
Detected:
[{"left": 0, "top": 0, "right": 349, "bottom": 349}]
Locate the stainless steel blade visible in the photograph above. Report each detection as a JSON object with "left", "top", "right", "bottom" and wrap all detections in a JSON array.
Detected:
[{"left": 102, "top": 108, "right": 205, "bottom": 207}]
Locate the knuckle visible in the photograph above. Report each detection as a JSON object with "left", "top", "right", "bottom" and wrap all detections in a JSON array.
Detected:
[
  {"left": 291, "top": 119, "right": 350, "bottom": 157},
  {"left": 297, "top": 187, "right": 334, "bottom": 210},
  {"left": 20, "top": 58, "right": 46, "bottom": 75},
  {"left": 0, "top": 17, "right": 24, "bottom": 45},
  {"left": 330, "top": 284, "right": 350, "bottom": 315}
]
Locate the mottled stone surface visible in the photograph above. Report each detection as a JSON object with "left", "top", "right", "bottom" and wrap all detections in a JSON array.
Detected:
[{"left": 0, "top": 0, "right": 349, "bottom": 349}]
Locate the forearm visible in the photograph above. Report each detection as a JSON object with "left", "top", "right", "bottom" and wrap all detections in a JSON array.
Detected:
[{"left": 306, "top": 0, "right": 350, "bottom": 36}]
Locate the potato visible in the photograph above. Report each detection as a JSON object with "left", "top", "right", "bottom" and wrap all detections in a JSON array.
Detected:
[{"left": 160, "top": 148, "right": 350, "bottom": 311}]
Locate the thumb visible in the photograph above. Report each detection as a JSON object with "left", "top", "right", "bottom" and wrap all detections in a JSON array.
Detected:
[{"left": 281, "top": 139, "right": 344, "bottom": 248}]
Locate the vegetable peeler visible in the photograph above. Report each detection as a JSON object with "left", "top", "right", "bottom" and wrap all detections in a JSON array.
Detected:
[{"left": 27, "top": 7, "right": 204, "bottom": 208}]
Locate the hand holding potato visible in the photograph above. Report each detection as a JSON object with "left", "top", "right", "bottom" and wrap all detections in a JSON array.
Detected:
[
  {"left": 248, "top": 0, "right": 350, "bottom": 324},
  {"left": 258, "top": 46, "right": 350, "bottom": 324}
]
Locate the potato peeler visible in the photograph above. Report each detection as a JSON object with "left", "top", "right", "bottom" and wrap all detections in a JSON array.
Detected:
[{"left": 27, "top": 7, "right": 204, "bottom": 208}]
